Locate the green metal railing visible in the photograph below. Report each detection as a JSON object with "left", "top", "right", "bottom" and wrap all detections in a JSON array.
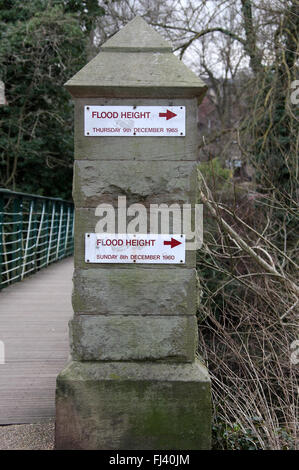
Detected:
[{"left": 0, "top": 189, "right": 74, "bottom": 289}]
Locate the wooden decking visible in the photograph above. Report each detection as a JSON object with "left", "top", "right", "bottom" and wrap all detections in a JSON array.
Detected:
[{"left": 0, "top": 258, "right": 73, "bottom": 424}]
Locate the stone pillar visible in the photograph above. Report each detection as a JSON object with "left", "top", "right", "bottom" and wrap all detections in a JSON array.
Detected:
[{"left": 55, "top": 16, "right": 211, "bottom": 450}]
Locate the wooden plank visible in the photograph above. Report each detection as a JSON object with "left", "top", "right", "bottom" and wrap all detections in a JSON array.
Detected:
[{"left": 0, "top": 257, "right": 73, "bottom": 424}]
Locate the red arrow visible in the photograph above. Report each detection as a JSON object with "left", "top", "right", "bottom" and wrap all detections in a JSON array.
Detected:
[
  {"left": 163, "top": 237, "right": 182, "bottom": 249},
  {"left": 159, "top": 109, "right": 177, "bottom": 120}
]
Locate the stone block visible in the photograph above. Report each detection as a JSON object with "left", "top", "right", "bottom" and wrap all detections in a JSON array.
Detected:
[
  {"left": 55, "top": 360, "right": 212, "bottom": 450},
  {"left": 70, "top": 314, "right": 198, "bottom": 362},
  {"left": 74, "top": 97, "right": 199, "bottom": 161},
  {"left": 73, "top": 207, "right": 197, "bottom": 268},
  {"left": 73, "top": 160, "right": 198, "bottom": 207},
  {"left": 72, "top": 267, "right": 200, "bottom": 315}
]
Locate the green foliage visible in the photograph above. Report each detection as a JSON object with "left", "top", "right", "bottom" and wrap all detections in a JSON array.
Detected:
[
  {"left": 212, "top": 418, "right": 261, "bottom": 450},
  {"left": 212, "top": 416, "right": 296, "bottom": 450},
  {"left": 63, "top": 0, "right": 105, "bottom": 33},
  {"left": 199, "top": 158, "right": 232, "bottom": 193},
  {"left": 0, "top": 0, "right": 46, "bottom": 23},
  {"left": 0, "top": 0, "right": 104, "bottom": 199}
]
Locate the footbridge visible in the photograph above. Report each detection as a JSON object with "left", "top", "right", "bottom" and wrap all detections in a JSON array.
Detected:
[{"left": 0, "top": 189, "right": 74, "bottom": 424}]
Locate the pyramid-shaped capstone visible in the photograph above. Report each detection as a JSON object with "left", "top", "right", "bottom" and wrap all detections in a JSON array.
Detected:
[{"left": 65, "top": 16, "right": 207, "bottom": 99}]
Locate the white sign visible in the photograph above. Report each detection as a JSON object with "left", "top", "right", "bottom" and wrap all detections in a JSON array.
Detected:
[
  {"left": 84, "top": 106, "right": 185, "bottom": 137},
  {"left": 85, "top": 233, "right": 185, "bottom": 264}
]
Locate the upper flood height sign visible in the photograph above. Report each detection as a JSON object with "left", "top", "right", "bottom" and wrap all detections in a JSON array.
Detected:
[{"left": 84, "top": 106, "right": 186, "bottom": 137}]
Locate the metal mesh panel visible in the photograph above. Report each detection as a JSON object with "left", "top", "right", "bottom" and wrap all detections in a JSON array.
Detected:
[{"left": 0, "top": 189, "right": 74, "bottom": 288}]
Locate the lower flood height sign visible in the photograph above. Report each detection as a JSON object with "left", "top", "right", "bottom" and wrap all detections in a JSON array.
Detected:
[
  {"left": 84, "top": 106, "right": 186, "bottom": 137},
  {"left": 85, "top": 234, "right": 186, "bottom": 264}
]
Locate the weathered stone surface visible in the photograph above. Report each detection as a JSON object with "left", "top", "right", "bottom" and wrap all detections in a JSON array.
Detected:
[
  {"left": 55, "top": 359, "right": 212, "bottom": 450},
  {"left": 101, "top": 16, "right": 172, "bottom": 53},
  {"left": 73, "top": 208, "right": 197, "bottom": 269},
  {"left": 56, "top": 15, "right": 211, "bottom": 452},
  {"left": 70, "top": 315, "right": 198, "bottom": 362},
  {"left": 72, "top": 268, "right": 199, "bottom": 315},
  {"left": 73, "top": 160, "right": 198, "bottom": 207},
  {"left": 74, "top": 98, "right": 199, "bottom": 161},
  {"left": 65, "top": 17, "right": 207, "bottom": 99}
]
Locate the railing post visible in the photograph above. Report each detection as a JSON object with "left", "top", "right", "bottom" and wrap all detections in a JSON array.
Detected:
[
  {"left": 31, "top": 198, "right": 38, "bottom": 275},
  {"left": 21, "top": 199, "right": 34, "bottom": 280},
  {"left": 43, "top": 200, "right": 50, "bottom": 268},
  {"left": 11, "top": 197, "right": 23, "bottom": 282},
  {"left": 56, "top": 203, "right": 64, "bottom": 260},
  {"left": 35, "top": 200, "right": 45, "bottom": 270},
  {"left": 47, "top": 201, "right": 55, "bottom": 265}
]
